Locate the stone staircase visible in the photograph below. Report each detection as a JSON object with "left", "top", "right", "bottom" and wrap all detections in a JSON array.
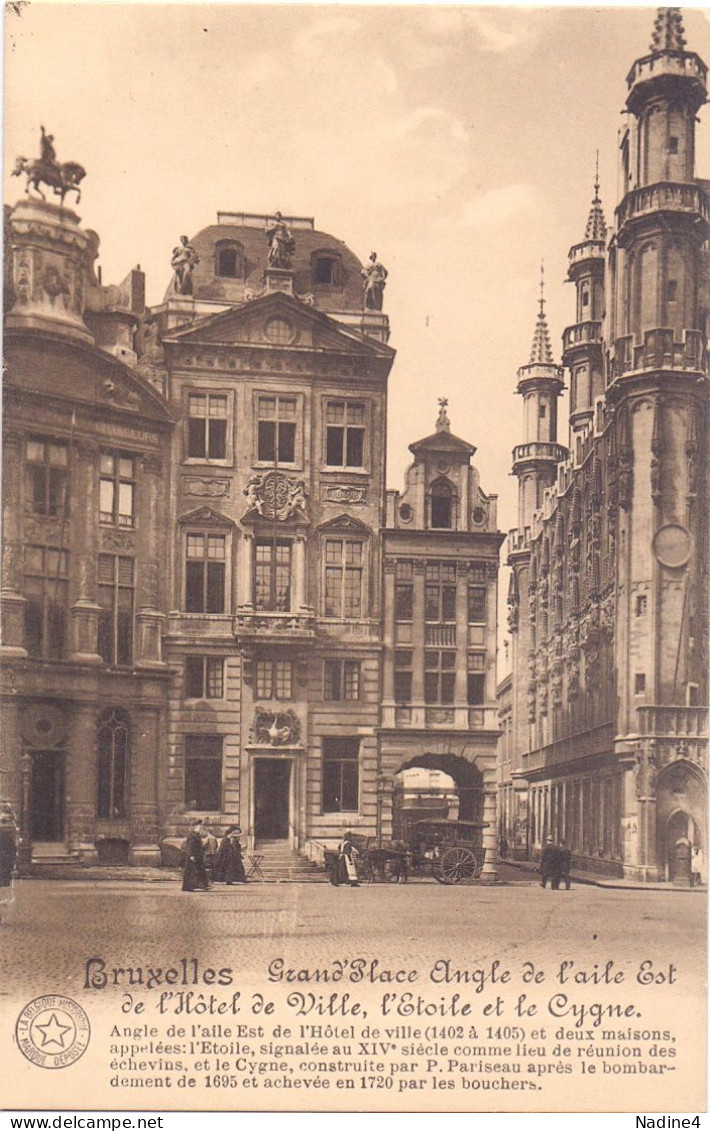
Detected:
[{"left": 250, "top": 839, "right": 326, "bottom": 883}]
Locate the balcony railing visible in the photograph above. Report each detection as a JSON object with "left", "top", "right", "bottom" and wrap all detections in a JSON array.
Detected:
[
  {"left": 562, "top": 321, "right": 602, "bottom": 353},
  {"left": 568, "top": 241, "right": 605, "bottom": 266},
  {"left": 233, "top": 610, "right": 316, "bottom": 640},
  {"left": 636, "top": 705, "right": 708, "bottom": 738},
  {"left": 513, "top": 442, "right": 568, "bottom": 466},
  {"left": 523, "top": 721, "right": 614, "bottom": 773},
  {"left": 616, "top": 181, "right": 710, "bottom": 232},
  {"left": 425, "top": 623, "right": 456, "bottom": 647}
]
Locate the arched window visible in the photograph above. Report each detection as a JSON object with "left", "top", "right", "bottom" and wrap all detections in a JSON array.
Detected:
[
  {"left": 311, "top": 251, "right": 342, "bottom": 288},
  {"left": 97, "top": 708, "right": 129, "bottom": 819},
  {"left": 215, "top": 240, "right": 244, "bottom": 279},
  {"left": 430, "top": 478, "right": 454, "bottom": 529}
]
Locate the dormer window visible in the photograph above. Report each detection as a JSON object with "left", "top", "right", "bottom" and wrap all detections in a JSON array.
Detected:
[
  {"left": 311, "top": 251, "right": 342, "bottom": 288},
  {"left": 215, "top": 240, "right": 244, "bottom": 279},
  {"left": 430, "top": 478, "right": 454, "bottom": 529}
]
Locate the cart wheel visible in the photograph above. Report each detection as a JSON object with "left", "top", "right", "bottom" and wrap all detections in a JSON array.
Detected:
[{"left": 438, "top": 846, "right": 479, "bottom": 884}]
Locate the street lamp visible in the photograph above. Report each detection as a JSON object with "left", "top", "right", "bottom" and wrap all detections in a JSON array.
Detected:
[{"left": 17, "top": 749, "right": 32, "bottom": 876}]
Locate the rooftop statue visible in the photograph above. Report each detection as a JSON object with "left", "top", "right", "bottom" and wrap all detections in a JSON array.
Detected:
[
  {"left": 170, "top": 235, "right": 200, "bottom": 296},
  {"left": 362, "top": 251, "right": 387, "bottom": 311},
  {"left": 12, "top": 126, "right": 86, "bottom": 206},
  {"left": 266, "top": 211, "right": 295, "bottom": 270}
]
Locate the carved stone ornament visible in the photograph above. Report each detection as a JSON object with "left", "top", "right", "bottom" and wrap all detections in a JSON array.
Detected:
[
  {"left": 244, "top": 471, "right": 308, "bottom": 521},
  {"left": 322, "top": 484, "right": 366, "bottom": 505},
  {"left": 100, "top": 378, "right": 140, "bottom": 410},
  {"left": 184, "top": 477, "right": 230, "bottom": 499},
  {"left": 251, "top": 708, "right": 301, "bottom": 746},
  {"left": 100, "top": 528, "right": 135, "bottom": 553},
  {"left": 20, "top": 703, "right": 67, "bottom": 748}
]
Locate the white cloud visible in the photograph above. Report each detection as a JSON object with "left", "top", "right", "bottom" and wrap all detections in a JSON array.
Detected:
[{"left": 462, "top": 183, "right": 536, "bottom": 230}]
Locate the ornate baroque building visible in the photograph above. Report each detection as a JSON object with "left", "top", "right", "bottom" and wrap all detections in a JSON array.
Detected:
[
  {"left": 500, "top": 8, "right": 709, "bottom": 880},
  {"left": 2, "top": 187, "right": 503, "bottom": 873}
]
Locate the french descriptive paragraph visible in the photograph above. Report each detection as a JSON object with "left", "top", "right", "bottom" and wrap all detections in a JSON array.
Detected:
[{"left": 82, "top": 954, "right": 683, "bottom": 1097}]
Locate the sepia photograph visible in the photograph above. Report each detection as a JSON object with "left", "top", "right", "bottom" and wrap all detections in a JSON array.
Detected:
[{"left": 0, "top": 0, "right": 708, "bottom": 1117}]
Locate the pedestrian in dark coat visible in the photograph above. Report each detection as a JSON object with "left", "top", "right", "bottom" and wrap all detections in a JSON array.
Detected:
[
  {"left": 216, "top": 827, "right": 247, "bottom": 885},
  {"left": 558, "top": 839, "right": 572, "bottom": 890},
  {"left": 182, "top": 821, "right": 209, "bottom": 891},
  {"left": 540, "top": 837, "right": 562, "bottom": 889},
  {"left": 333, "top": 832, "right": 359, "bottom": 887}
]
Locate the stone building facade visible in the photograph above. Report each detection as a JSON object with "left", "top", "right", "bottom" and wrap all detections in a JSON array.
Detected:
[
  {"left": 2, "top": 196, "right": 503, "bottom": 872},
  {"left": 500, "top": 8, "right": 709, "bottom": 880}
]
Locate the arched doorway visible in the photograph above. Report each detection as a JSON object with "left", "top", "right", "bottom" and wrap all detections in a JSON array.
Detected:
[
  {"left": 397, "top": 753, "right": 483, "bottom": 822},
  {"left": 655, "top": 760, "right": 706, "bottom": 880}
]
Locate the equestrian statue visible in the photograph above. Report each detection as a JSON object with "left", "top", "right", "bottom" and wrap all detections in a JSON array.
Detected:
[{"left": 12, "top": 126, "right": 86, "bottom": 206}]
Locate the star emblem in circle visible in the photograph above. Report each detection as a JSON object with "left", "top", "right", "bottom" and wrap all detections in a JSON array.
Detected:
[{"left": 35, "top": 1012, "right": 72, "bottom": 1050}]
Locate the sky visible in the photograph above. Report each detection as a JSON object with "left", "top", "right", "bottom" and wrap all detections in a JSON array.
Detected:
[{"left": 5, "top": 3, "right": 710, "bottom": 565}]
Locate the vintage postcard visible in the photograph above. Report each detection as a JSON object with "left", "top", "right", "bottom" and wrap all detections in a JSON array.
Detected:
[{"left": 1, "top": 1, "right": 707, "bottom": 1116}]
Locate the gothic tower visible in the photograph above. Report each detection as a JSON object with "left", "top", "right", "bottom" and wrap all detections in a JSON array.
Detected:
[
  {"left": 563, "top": 164, "right": 608, "bottom": 440},
  {"left": 608, "top": 7, "right": 708, "bottom": 878},
  {"left": 512, "top": 271, "right": 567, "bottom": 534}
]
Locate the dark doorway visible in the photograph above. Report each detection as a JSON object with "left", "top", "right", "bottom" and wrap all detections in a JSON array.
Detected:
[
  {"left": 31, "top": 750, "right": 64, "bottom": 841},
  {"left": 254, "top": 759, "right": 291, "bottom": 840}
]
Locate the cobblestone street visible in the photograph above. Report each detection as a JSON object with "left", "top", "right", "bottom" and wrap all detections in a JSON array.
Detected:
[{"left": 1, "top": 876, "right": 703, "bottom": 1003}]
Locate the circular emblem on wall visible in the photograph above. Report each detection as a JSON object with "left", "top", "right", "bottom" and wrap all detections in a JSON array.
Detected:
[
  {"left": 264, "top": 316, "right": 294, "bottom": 345},
  {"left": 16, "top": 996, "right": 90, "bottom": 1069},
  {"left": 436, "top": 460, "right": 451, "bottom": 474},
  {"left": 653, "top": 524, "right": 693, "bottom": 569},
  {"left": 398, "top": 503, "right": 413, "bottom": 523},
  {"left": 20, "top": 704, "right": 66, "bottom": 748},
  {"left": 472, "top": 506, "right": 487, "bottom": 527}
]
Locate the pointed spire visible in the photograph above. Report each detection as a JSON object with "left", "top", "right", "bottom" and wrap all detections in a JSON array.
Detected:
[
  {"left": 584, "top": 152, "right": 608, "bottom": 242},
  {"left": 650, "top": 7, "right": 686, "bottom": 53},
  {"left": 529, "top": 263, "right": 555, "bottom": 365},
  {"left": 435, "top": 397, "right": 450, "bottom": 433}
]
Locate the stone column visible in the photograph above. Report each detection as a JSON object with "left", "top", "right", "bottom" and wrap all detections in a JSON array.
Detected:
[
  {"left": 382, "top": 560, "right": 396, "bottom": 726},
  {"left": 480, "top": 766, "right": 498, "bottom": 883},
  {"left": 66, "top": 702, "right": 98, "bottom": 862},
  {"left": 135, "top": 453, "right": 166, "bottom": 668},
  {"left": 69, "top": 440, "right": 102, "bottom": 663},
  {"left": 0, "top": 696, "right": 23, "bottom": 819},
  {"left": 239, "top": 532, "right": 254, "bottom": 609},
  {"left": 411, "top": 559, "right": 426, "bottom": 728},
  {"left": 454, "top": 561, "right": 469, "bottom": 727},
  {"left": 130, "top": 705, "right": 161, "bottom": 865},
  {"left": 1, "top": 429, "right": 27, "bottom": 657},
  {"left": 293, "top": 534, "right": 308, "bottom": 612}
]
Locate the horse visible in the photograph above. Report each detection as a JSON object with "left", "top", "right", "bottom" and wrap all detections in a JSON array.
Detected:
[{"left": 12, "top": 157, "right": 86, "bottom": 205}]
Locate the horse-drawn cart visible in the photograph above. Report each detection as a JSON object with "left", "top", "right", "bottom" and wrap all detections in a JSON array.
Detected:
[{"left": 325, "top": 819, "right": 488, "bottom": 885}]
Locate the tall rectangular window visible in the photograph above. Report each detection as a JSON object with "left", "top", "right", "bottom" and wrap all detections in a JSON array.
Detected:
[
  {"left": 425, "top": 562, "right": 456, "bottom": 622},
  {"left": 184, "top": 735, "right": 223, "bottom": 811},
  {"left": 26, "top": 437, "right": 68, "bottom": 517},
  {"left": 255, "top": 659, "right": 293, "bottom": 699},
  {"left": 23, "top": 545, "right": 68, "bottom": 659},
  {"left": 325, "top": 400, "right": 365, "bottom": 468},
  {"left": 257, "top": 396, "right": 297, "bottom": 463},
  {"left": 322, "top": 737, "right": 359, "bottom": 813},
  {"left": 98, "top": 555, "right": 134, "bottom": 665},
  {"left": 187, "top": 393, "right": 228, "bottom": 460},
  {"left": 324, "top": 659, "right": 360, "bottom": 701},
  {"left": 254, "top": 539, "right": 291, "bottom": 611},
  {"left": 395, "top": 560, "right": 413, "bottom": 621},
  {"left": 394, "top": 650, "right": 413, "bottom": 703},
  {"left": 185, "top": 656, "right": 224, "bottom": 699},
  {"left": 99, "top": 451, "right": 135, "bottom": 527},
  {"left": 424, "top": 650, "right": 456, "bottom": 704},
  {"left": 324, "top": 539, "right": 364, "bottom": 618},
  {"left": 468, "top": 585, "right": 487, "bottom": 623},
  {"left": 185, "top": 533, "right": 226, "bottom": 613}
]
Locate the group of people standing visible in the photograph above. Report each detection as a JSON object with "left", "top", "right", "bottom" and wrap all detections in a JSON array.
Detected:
[
  {"left": 539, "top": 836, "right": 573, "bottom": 891},
  {"left": 182, "top": 820, "right": 248, "bottom": 892}
]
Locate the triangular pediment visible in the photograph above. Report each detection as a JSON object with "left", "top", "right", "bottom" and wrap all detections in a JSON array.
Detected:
[
  {"left": 409, "top": 430, "right": 476, "bottom": 458},
  {"left": 166, "top": 292, "right": 393, "bottom": 358},
  {"left": 178, "top": 505, "right": 234, "bottom": 527},
  {"left": 318, "top": 513, "right": 373, "bottom": 534}
]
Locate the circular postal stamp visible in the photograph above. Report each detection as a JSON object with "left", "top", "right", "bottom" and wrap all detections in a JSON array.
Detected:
[{"left": 15, "top": 995, "right": 91, "bottom": 1069}]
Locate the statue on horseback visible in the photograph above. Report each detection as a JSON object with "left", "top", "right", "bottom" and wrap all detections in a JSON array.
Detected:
[{"left": 12, "top": 127, "right": 86, "bottom": 206}]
